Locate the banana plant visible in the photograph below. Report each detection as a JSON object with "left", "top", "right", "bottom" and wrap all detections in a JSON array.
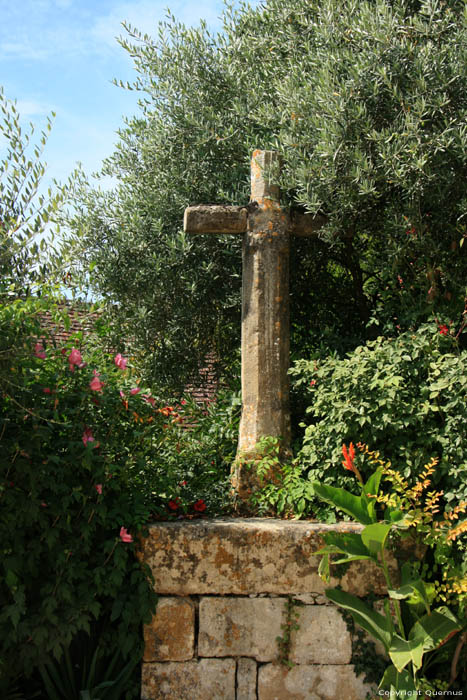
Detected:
[{"left": 312, "top": 443, "right": 465, "bottom": 696}]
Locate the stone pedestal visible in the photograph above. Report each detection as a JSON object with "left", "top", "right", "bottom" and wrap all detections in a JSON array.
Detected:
[{"left": 140, "top": 519, "right": 392, "bottom": 699}]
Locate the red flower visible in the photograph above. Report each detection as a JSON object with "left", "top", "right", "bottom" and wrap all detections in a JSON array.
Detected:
[
  {"left": 119, "top": 527, "right": 133, "bottom": 543},
  {"left": 193, "top": 499, "right": 206, "bottom": 513},
  {"left": 309, "top": 380, "right": 316, "bottom": 387},
  {"left": 34, "top": 342, "right": 46, "bottom": 359},
  {"left": 342, "top": 443, "right": 356, "bottom": 472},
  {"left": 82, "top": 427, "right": 99, "bottom": 448},
  {"left": 438, "top": 324, "right": 449, "bottom": 336},
  {"left": 168, "top": 498, "right": 180, "bottom": 511}
]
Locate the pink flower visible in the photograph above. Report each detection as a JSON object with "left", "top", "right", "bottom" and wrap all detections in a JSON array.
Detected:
[
  {"left": 34, "top": 343, "right": 46, "bottom": 359},
  {"left": 82, "top": 427, "right": 96, "bottom": 446},
  {"left": 68, "top": 348, "right": 84, "bottom": 371},
  {"left": 114, "top": 353, "right": 127, "bottom": 370},
  {"left": 94, "top": 484, "right": 103, "bottom": 495},
  {"left": 130, "top": 387, "right": 140, "bottom": 395},
  {"left": 119, "top": 527, "right": 133, "bottom": 543},
  {"left": 309, "top": 380, "right": 316, "bottom": 387},
  {"left": 142, "top": 394, "right": 156, "bottom": 407},
  {"left": 43, "top": 387, "right": 52, "bottom": 394},
  {"left": 89, "top": 370, "right": 104, "bottom": 392}
]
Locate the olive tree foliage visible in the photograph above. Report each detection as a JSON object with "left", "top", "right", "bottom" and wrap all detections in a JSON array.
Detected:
[
  {"left": 68, "top": 0, "right": 467, "bottom": 391},
  {"left": 0, "top": 86, "right": 70, "bottom": 295}
]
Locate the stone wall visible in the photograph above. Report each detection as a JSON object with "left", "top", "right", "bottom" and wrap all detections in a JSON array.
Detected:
[{"left": 140, "top": 519, "right": 390, "bottom": 700}]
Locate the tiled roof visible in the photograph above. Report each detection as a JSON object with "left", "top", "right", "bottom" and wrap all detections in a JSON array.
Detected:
[{"left": 40, "top": 304, "right": 218, "bottom": 404}]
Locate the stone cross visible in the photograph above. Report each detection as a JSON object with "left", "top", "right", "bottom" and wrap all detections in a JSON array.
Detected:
[{"left": 184, "top": 150, "right": 325, "bottom": 498}]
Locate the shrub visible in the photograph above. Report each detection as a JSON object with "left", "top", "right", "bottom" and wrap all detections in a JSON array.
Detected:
[
  {"left": 0, "top": 296, "right": 157, "bottom": 689},
  {"left": 313, "top": 442, "right": 466, "bottom": 693},
  {"left": 290, "top": 322, "right": 467, "bottom": 519},
  {"left": 133, "top": 387, "right": 241, "bottom": 519}
]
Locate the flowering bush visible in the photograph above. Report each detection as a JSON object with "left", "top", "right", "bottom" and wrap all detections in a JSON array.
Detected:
[
  {"left": 129, "top": 389, "right": 241, "bottom": 518},
  {"left": 0, "top": 296, "right": 158, "bottom": 690},
  {"left": 291, "top": 323, "right": 467, "bottom": 519}
]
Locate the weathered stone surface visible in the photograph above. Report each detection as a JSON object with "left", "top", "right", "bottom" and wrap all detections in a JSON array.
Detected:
[
  {"left": 237, "top": 657, "right": 258, "bottom": 700},
  {"left": 290, "top": 605, "right": 351, "bottom": 664},
  {"left": 199, "top": 597, "right": 284, "bottom": 661},
  {"left": 141, "top": 659, "right": 236, "bottom": 700},
  {"left": 257, "top": 664, "right": 374, "bottom": 700},
  {"left": 184, "top": 205, "right": 247, "bottom": 235},
  {"left": 143, "top": 597, "right": 195, "bottom": 662},
  {"left": 140, "top": 519, "right": 394, "bottom": 596}
]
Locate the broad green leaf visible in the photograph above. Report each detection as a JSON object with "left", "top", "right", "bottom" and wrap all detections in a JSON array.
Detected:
[
  {"left": 363, "top": 467, "right": 382, "bottom": 498},
  {"left": 362, "top": 468, "right": 382, "bottom": 520},
  {"left": 319, "top": 531, "right": 371, "bottom": 558},
  {"left": 315, "top": 531, "right": 376, "bottom": 565},
  {"left": 388, "top": 579, "right": 431, "bottom": 615},
  {"left": 326, "top": 588, "right": 392, "bottom": 651},
  {"left": 389, "top": 633, "right": 424, "bottom": 672},
  {"left": 311, "top": 482, "right": 375, "bottom": 524},
  {"left": 361, "top": 522, "right": 392, "bottom": 556},
  {"left": 379, "top": 665, "right": 417, "bottom": 694},
  {"left": 318, "top": 553, "right": 330, "bottom": 583},
  {"left": 409, "top": 608, "right": 461, "bottom": 652}
]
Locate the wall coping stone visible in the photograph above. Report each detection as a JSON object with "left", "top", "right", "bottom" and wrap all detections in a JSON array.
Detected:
[{"left": 140, "top": 518, "right": 394, "bottom": 596}]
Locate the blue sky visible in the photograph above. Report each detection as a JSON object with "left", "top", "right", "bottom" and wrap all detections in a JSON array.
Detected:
[{"left": 0, "top": 0, "right": 254, "bottom": 191}]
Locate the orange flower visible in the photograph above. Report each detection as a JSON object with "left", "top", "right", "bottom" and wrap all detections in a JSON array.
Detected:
[{"left": 342, "top": 442, "right": 356, "bottom": 472}]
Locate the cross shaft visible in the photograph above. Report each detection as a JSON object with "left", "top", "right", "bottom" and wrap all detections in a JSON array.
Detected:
[{"left": 184, "top": 150, "right": 325, "bottom": 499}]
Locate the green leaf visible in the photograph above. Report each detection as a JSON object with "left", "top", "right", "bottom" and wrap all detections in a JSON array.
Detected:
[
  {"left": 315, "top": 531, "right": 376, "bottom": 564},
  {"left": 361, "top": 522, "right": 392, "bottom": 556},
  {"left": 388, "top": 579, "right": 431, "bottom": 615},
  {"left": 379, "top": 665, "right": 417, "bottom": 694},
  {"left": 318, "top": 553, "right": 330, "bottom": 583},
  {"left": 311, "top": 482, "right": 375, "bottom": 524},
  {"left": 389, "top": 633, "right": 424, "bottom": 672},
  {"left": 409, "top": 607, "right": 461, "bottom": 653},
  {"left": 325, "top": 588, "right": 392, "bottom": 651},
  {"left": 363, "top": 468, "right": 382, "bottom": 498}
]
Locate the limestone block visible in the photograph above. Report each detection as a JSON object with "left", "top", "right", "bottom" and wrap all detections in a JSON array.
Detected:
[
  {"left": 140, "top": 519, "right": 394, "bottom": 596},
  {"left": 141, "top": 659, "right": 236, "bottom": 700},
  {"left": 290, "top": 605, "right": 352, "bottom": 664},
  {"left": 143, "top": 597, "right": 194, "bottom": 661},
  {"left": 199, "top": 597, "right": 284, "bottom": 661},
  {"left": 257, "top": 663, "right": 374, "bottom": 700},
  {"left": 237, "top": 657, "right": 258, "bottom": 700}
]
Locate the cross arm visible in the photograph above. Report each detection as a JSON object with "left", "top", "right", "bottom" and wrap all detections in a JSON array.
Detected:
[
  {"left": 290, "top": 212, "right": 328, "bottom": 237},
  {"left": 183, "top": 205, "right": 247, "bottom": 235}
]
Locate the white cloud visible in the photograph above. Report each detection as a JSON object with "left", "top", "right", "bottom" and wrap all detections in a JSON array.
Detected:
[{"left": 15, "top": 99, "right": 56, "bottom": 117}]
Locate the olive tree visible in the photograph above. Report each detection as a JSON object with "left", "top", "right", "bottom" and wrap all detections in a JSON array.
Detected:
[{"left": 68, "top": 0, "right": 467, "bottom": 390}]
